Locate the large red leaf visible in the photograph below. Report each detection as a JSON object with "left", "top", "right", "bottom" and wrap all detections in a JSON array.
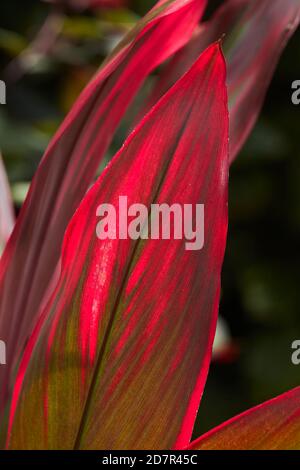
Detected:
[
  {"left": 0, "top": 154, "right": 14, "bottom": 255},
  {"left": 6, "top": 43, "right": 229, "bottom": 450},
  {"left": 145, "top": 0, "right": 300, "bottom": 163},
  {"left": 188, "top": 387, "right": 300, "bottom": 450},
  {"left": 0, "top": 0, "right": 206, "bottom": 409}
]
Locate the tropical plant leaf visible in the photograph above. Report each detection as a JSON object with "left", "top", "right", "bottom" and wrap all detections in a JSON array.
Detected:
[
  {"left": 145, "top": 0, "right": 300, "bottom": 162},
  {"left": 6, "top": 43, "right": 229, "bottom": 450},
  {"left": 0, "top": 0, "right": 206, "bottom": 410},
  {"left": 188, "top": 387, "right": 300, "bottom": 450},
  {"left": 0, "top": 154, "right": 14, "bottom": 255}
]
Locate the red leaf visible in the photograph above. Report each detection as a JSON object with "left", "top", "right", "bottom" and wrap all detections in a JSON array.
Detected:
[
  {"left": 188, "top": 387, "right": 300, "bottom": 450},
  {"left": 144, "top": 0, "right": 300, "bottom": 162},
  {"left": 0, "top": 0, "right": 206, "bottom": 409},
  {"left": 0, "top": 154, "right": 14, "bottom": 255},
  {"left": 6, "top": 43, "right": 229, "bottom": 450}
]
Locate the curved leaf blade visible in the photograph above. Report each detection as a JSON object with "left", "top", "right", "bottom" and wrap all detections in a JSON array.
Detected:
[
  {"left": 188, "top": 387, "right": 300, "bottom": 450},
  {"left": 145, "top": 0, "right": 300, "bottom": 162},
  {"left": 6, "top": 43, "right": 229, "bottom": 450},
  {"left": 0, "top": 0, "right": 206, "bottom": 408}
]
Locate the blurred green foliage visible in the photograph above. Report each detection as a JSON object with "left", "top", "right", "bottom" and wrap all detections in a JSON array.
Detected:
[{"left": 0, "top": 0, "right": 300, "bottom": 439}]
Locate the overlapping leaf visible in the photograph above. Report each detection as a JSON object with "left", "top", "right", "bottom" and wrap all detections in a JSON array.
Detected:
[
  {"left": 0, "top": 154, "right": 14, "bottom": 255},
  {"left": 6, "top": 43, "right": 229, "bottom": 450},
  {"left": 188, "top": 387, "right": 300, "bottom": 450},
  {"left": 145, "top": 0, "right": 300, "bottom": 162},
  {"left": 0, "top": 0, "right": 206, "bottom": 409}
]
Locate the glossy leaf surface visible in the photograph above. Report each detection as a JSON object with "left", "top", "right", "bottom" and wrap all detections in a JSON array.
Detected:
[
  {"left": 7, "top": 43, "right": 228, "bottom": 450},
  {"left": 0, "top": 0, "right": 206, "bottom": 409}
]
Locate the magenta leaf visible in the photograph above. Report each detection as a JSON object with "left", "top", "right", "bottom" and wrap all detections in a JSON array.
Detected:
[
  {"left": 0, "top": 0, "right": 206, "bottom": 410},
  {"left": 6, "top": 43, "right": 229, "bottom": 450}
]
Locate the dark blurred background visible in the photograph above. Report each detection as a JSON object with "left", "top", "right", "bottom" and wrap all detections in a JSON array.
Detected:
[{"left": 0, "top": 0, "right": 299, "bottom": 440}]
